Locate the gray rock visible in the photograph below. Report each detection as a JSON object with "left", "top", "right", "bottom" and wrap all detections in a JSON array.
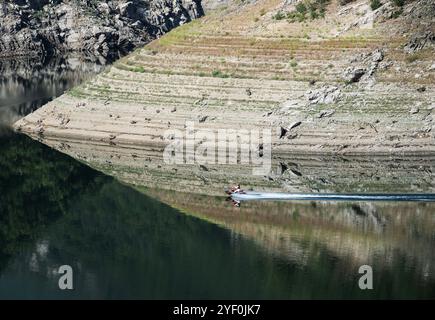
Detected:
[
  {"left": 371, "top": 49, "right": 384, "bottom": 63},
  {"left": 199, "top": 115, "right": 208, "bottom": 123},
  {"left": 317, "top": 109, "right": 335, "bottom": 118},
  {"left": 288, "top": 121, "right": 302, "bottom": 130},
  {"left": 279, "top": 127, "right": 288, "bottom": 139},
  {"left": 345, "top": 49, "right": 384, "bottom": 83},
  {"left": 410, "top": 106, "right": 419, "bottom": 114},
  {"left": 343, "top": 67, "right": 366, "bottom": 83},
  {"left": 306, "top": 86, "right": 341, "bottom": 104},
  {"left": 404, "top": 31, "right": 434, "bottom": 54},
  {"left": 118, "top": 2, "right": 135, "bottom": 17}
]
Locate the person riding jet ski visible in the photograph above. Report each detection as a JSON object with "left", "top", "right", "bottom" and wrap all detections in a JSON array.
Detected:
[{"left": 225, "top": 184, "right": 245, "bottom": 195}]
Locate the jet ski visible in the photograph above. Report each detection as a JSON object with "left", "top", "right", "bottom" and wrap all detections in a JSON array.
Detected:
[{"left": 224, "top": 184, "right": 246, "bottom": 195}]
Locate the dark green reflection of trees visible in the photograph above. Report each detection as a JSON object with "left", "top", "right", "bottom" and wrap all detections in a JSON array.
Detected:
[
  {"left": 0, "top": 133, "right": 103, "bottom": 272},
  {"left": 45, "top": 180, "right": 435, "bottom": 299},
  {"left": 47, "top": 181, "right": 294, "bottom": 299}
]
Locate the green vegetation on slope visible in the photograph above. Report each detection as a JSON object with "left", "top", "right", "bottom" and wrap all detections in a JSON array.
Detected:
[{"left": 273, "top": 0, "right": 330, "bottom": 22}]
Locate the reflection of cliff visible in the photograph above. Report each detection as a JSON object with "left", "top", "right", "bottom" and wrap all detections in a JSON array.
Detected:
[
  {"left": 0, "top": 55, "right": 105, "bottom": 127},
  {"left": 144, "top": 188, "right": 435, "bottom": 283}
]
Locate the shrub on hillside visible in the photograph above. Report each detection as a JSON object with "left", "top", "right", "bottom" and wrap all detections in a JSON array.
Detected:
[
  {"left": 338, "top": 0, "right": 356, "bottom": 5},
  {"left": 272, "top": 11, "right": 286, "bottom": 20},
  {"left": 392, "top": 0, "right": 405, "bottom": 6},
  {"left": 285, "top": 0, "right": 330, "bottom": 22},
  {"left": 391, "top": 8, "right": 403, "bottom": 18},
  {"left": 370, "top": 0, "right": 382, "bottom": 10}
]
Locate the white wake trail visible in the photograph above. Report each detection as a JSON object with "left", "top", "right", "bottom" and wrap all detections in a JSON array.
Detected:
[{"left": 231, "top": 192, "right": 435, "bottom": 202}]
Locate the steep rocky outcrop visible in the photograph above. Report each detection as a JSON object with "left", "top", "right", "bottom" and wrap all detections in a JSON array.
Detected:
[{"left": 0, "top": 0, "right": 204, "bottom": 59}]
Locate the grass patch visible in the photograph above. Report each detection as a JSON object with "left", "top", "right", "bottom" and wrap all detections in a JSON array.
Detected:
[
  {"left": 211, "top": 70, "right": 230, "bottom": 78},
  {"left": 68, "top": 86, "right": 86, "bottom": 98},
  {"left": 405, "top": 52, "right": 423, "bottom": 63},
  {"left": 390, "top": 0, "right": 405, "bottom": 17},
  {"left": 132, "top": 66, "right": 146, "bottom": 73},
  {"left": 157, "top": 19, "right": 201, "bottom": 47},
  {"left": 272, "top": 75, "right": 286, "bottom": 80}
]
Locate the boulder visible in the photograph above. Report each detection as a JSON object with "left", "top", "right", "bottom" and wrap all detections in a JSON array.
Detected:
[
  {"left": 343, "top": 67, "right": 366, "bottom": 83},
  {"left": 404, "top": 31, "right": 435, "bottom": 54},
  {"left": 371, "top": 49, "right": 384, "bottom": 62},
  {"left": 306, "top": 86, "right": 341, "bottom": 104}
]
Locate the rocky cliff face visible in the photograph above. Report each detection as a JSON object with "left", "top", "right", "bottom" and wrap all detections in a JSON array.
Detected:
[{"left": 0, "top": 0, "right": 204, "bottom": 60}]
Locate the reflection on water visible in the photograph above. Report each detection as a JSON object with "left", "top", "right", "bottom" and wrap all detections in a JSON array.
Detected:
[
  {"left": 30, "top": 130, "right": 435, "bottom": 197},
  {"left": 1, "top": 134, "right": 435, "bottom": 299},
  {"left": 36, "top": 124, "right": 433, "bottom": 298},
  {"left": 0, "top": 55, "right": 106, "bottom": 131},
  {"left": 147, "top": 189, "right": 435, "bottom": 298}
]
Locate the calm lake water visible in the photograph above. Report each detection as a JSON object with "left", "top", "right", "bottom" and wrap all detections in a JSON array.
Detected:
[{"left": 0, "top": 56, "right": 435, "bottom": 299}]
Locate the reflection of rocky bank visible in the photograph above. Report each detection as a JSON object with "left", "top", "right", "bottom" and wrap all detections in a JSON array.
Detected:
[
  {"left": 145, "top": 188, "right": 435, "bottom": 284},
  {"left": 14, "top": 129, "right": 435, "bottom": 196},
  {"left": 0, "top": 55, "right": 105, "bottom": 128},
  {"left": 0, "top": 0, "right": 203, "bottom": 59}
]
